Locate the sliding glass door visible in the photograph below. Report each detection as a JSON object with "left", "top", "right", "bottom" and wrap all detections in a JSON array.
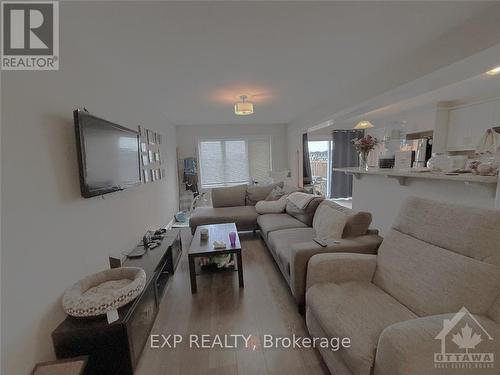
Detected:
[{"left": 307, "top": 140, "right": 332, "bottom": 197}]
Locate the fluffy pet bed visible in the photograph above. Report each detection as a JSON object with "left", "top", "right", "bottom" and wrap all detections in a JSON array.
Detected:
[{"left": 62, "top": 267, "right": 146, "bottom": 318}]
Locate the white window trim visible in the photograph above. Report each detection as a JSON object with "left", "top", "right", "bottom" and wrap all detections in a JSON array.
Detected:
[{"left": 197, "top": 136, "right": 273, "bottom": 189}]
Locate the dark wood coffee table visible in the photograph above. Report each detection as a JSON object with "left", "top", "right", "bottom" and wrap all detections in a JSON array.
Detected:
[{"left": 188, "top": 223, "right": 243, "bottom": 293}]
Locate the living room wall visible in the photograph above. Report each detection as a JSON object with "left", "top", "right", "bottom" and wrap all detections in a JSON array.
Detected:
[
  {"left": 1, "top": 78, "right": 178, "bottom": 375},
  {"left": 0, "top": 16, "right": 179, "bottom": 375}
]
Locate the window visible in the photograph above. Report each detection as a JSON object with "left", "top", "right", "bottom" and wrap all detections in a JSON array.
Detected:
[{"left": 198, "top": 138, "right": 271, "bottom": 188}]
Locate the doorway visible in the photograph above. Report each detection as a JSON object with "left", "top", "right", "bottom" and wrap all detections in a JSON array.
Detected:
[{"left": 307, "top": 140, "right": 332, "bottom": 197}]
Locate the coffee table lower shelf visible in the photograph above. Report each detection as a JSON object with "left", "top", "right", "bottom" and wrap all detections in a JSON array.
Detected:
[
  {"left": 188, "top": 223, "right": 244, "bottom": 294},
  {"left": 188, "top": 249, "right": 244, "bottom": 293}
]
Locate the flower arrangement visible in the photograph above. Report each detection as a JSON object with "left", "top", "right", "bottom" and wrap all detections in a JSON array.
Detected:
[
  {"left": 352, "top": 134, "right": 378, "bottom": 153},
  {"left": 352, "top": 135, "right": 378, "bottom": 170}
]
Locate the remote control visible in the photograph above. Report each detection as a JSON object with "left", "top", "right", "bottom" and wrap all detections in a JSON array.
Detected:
[{"left": 313, "top": 238, "right": 328, "bottom": 247}]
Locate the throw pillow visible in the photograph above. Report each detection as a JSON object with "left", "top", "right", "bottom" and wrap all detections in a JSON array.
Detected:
[
  {"left": 265, "top": 186, "right": 285, "bottom": 201},
  {"left": 266, "top": 184, "right": 300, "bottom": 201},
  {"left": 246, "top": 182, "right": 284, "bottom": 206},
  {"left": 312, "top": 202, "right": 348, "bottom": 239},
  {"left": 255, "top": 196, "right": 288, "bottom": 214}
]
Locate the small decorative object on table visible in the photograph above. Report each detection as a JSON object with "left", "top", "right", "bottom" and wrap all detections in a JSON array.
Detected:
[
  {"left": 352, "top": 134, "right": 378, "bottom": 171},
  {"left": 213, "top": 240, "right": 226, "bottom": 249},
  {"left": 229, "top": 231, "right": 237, "bottom": 247},
  {"left": 200, "top": 228, "right": 209, "bottom": 241}
]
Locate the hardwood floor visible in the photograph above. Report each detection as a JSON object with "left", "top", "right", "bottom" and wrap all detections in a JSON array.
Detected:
[{"left": 135, "top": 230, "right": 330, "bottom": 375}]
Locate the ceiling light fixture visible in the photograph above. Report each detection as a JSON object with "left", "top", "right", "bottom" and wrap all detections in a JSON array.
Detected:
[
  {"left": 354, "top": 120, "right": 374, "bottom": 129},
  {"left": 234, "top": 95, "right": 254, "bottom": 115},
  {"left": 486, "top": 66, "right": 500, "bottom": 76}
]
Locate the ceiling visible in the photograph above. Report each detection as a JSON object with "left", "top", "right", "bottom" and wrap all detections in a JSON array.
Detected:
[
  {"left": 64, "top": 1, "right": 500, "bottom": 126},
  {"left": 308, "top": 71, "right": 500, "bottom": 137},
  {"left": 346, "top": 73, "right": 500, "bottom": 125}
]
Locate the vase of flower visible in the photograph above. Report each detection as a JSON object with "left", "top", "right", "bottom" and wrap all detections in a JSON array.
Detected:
[
  {"left": 359, "top": 151, "right": 369, "bottom": 171},
  {"left": 352, "top": 135, "right": 378, "bottom": 171}
]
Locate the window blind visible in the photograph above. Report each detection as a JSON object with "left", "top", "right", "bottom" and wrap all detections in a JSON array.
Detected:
[{"left": 199, "top": 138, "right": 271, "bottom": 188}]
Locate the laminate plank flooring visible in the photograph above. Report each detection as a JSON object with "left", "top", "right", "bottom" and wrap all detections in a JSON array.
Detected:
[{"left": 135, "top": 230, "right": 329, "bottom": 375}]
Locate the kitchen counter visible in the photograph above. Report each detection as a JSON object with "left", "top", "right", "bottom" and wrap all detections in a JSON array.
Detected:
[
  {"left": 333, "top": 167, "right": 499, "bottom": 235},
  {"left": 333, "top": 167, "right": 498, "bottom": 185}
]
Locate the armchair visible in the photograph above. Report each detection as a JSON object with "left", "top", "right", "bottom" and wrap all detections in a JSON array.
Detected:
[{"left": 305, "top": 197, "right": 500, "bottom": 375}]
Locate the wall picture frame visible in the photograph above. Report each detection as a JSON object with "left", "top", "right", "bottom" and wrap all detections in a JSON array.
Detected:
[{"left": 138, "top": 125, "right": 164, "bottom": 184}]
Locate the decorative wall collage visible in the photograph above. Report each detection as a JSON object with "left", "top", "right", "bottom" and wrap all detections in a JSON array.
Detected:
[{"left": 138, "top": 126, "right": 165, "bottom": 183}]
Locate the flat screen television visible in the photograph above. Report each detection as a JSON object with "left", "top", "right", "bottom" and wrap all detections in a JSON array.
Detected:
[{"left": 74, "top": 109, "right": 141, "bottom": 198}]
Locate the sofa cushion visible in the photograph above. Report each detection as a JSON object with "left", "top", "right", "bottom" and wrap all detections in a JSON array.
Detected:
[
  {"left": 306, "top": 281, "right": 417, "bottom": 375},
  {"left": 189, "top": 206, "right": 258, "bottom": 231},
  {"left": 255, "top": 197, "right": 288, "bottom": 214},
  {"left": 268, "top": 227, "right": 315, "bottom": 273},
  {"left": 374, "top": 229, "right": 500, "bottom": 317},
  {"left": 257, "top": 213, "right": 307, "bottom": 239},
  {"left": 211, "top": 184, "right": 247, "bottom": 208},
  {"left": 393, "top": 196, "right": 500, "bottom": 265},
  {"left": 312, "top": 201, "right": 348, "bottom": 240},
  {"left": 285, "top": 196, "right": 323, "bottom": 226},
  {"left": 246, "top": 182, "right": 284, "bottom": 206},
  {"left": 306, "top": 310, "right": 353, "bottom": 375}
]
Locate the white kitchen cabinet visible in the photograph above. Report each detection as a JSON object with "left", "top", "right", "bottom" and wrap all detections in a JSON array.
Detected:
[
  {"left": 447, "top": 106, "right": 472, "bottom": 150},
  {"left": 446, "top": 98, "right": 499, "bottom": 151}
]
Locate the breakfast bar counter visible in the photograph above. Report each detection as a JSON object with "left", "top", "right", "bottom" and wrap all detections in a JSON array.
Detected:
[
  {"left": 333, "top": 167, "right": 498, "bottom": 185},
  {"left": 333, "top": 167, "right": 499, "bottom": 234}
]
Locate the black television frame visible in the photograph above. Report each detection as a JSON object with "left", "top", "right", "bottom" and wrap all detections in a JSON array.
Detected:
[{"left": 74, "top": 109, "right": 141, "bottom": 198}]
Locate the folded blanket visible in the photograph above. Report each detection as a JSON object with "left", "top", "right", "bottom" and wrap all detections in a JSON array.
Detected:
[{"left": 287, "top": 192, "right": 316, "bottom": 209}]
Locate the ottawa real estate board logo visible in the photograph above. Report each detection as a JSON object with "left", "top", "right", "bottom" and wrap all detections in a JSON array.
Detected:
[
  {"left": 1, "top": 1, "right": 59, "bottom": 70},
  {"left": 434, "top": 307, "right": 495, "bottom": 370}
]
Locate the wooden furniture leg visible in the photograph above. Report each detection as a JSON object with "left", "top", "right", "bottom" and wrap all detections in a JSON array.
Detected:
[
  {"left": 236, "top": 251, "right": 244, "bottom": 288},
  {"left": 188, "top": 255, "right": 197, "bottom": 293}
]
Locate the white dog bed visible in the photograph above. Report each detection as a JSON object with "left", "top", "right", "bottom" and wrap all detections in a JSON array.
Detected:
[{"left": 62, "top": 267, "right": 146, "bottom": 318}]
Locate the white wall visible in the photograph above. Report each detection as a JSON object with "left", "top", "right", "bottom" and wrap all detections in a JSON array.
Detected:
[
  {"left": 176, "top": 123, "right": 289, "bottom": 174},
  {"left": 352, "top": 175, "right": 497, "bottom": 235},
  {"left": 1, "top": 19, "right": 179, "bottom": 375}
]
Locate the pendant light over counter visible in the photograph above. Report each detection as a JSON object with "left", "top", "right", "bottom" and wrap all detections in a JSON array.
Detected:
[{"left": 354, "top": 120, "right": 374, "bottom": 130}]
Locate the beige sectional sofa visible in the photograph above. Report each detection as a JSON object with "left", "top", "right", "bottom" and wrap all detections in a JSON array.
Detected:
[
  {"left": 306, "top": 197, "right": 500, "bottom": 375},
  {"left": 259, "top": 199, "right": 382, "bottom": 308},
  {"left": 190, "top": 184, "right": 383, "bottom": 308}
]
